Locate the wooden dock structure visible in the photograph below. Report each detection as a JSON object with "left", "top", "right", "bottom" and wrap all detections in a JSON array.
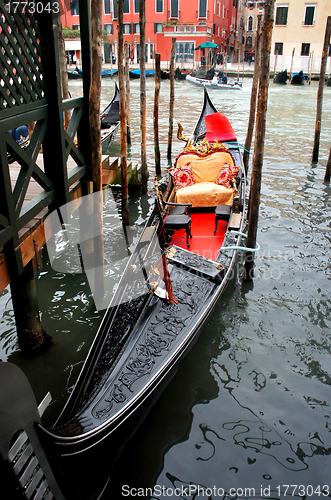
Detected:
[
  {"left": 0, "top": 155, "right": 119, "bottom": 293},
  {"left": 0, "top": 1, "right": 106, "bottom": 351}
]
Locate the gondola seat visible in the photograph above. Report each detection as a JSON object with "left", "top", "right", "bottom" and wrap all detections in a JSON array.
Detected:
[{"left": 171, "top": 147, "right": 238, "bottom": 208}]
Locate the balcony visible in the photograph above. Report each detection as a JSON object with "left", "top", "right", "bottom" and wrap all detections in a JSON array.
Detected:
[{"left": 163, "top": 24, "right": 212, "bottom": 35}]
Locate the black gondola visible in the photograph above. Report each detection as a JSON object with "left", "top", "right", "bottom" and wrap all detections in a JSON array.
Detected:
[
  {"left": 274, "top": 69, "right": 288, "bottom": 84},
  {"left": 174, "top": 67, "right": 187, "bottom": 80},
  {"left": 100, "top": 83, "right": 120, "bottom": 153},
  {"left": 36, "top": 89, "right": 249, "bottom": 499},
  {"left": 291, "top": 70, "right": 305, "bottom": 85},
  {"left": 68, "top": 67, "right": 82, "bottom": 79}
]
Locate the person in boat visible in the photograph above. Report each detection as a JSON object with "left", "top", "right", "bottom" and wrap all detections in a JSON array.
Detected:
[{"left": 218, "top": 69, "right": 227, "bottom": 84}]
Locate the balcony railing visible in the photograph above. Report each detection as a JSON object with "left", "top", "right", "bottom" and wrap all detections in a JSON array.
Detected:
[{"left": 163, "top": 24, "right": 212, "bottom": 34}]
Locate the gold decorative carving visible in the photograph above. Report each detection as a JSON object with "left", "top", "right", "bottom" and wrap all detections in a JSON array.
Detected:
[{"left": 181, "top": 139, "right": 228, "bottom": 157}]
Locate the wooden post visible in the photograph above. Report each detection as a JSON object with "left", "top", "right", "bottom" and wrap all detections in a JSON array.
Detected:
[
  {"left": 312, "top": 16, "right": 331, "bottom": 163},
  {"left": 243, "top": 14, "right": 262, "bottom": 172},
  {"left": 167, "top": 38, "right": 176, "bottom": 161},
  {"left": 140, "top": 0, "right": 148, "bottom": 194},
  {"left": 244, "top": 0, "right": 275, "bottom": 280},
  {"left": 77, "top": 0, "right": 92, "bottom": 169},
  {"left": 125, "top": 42, "right": 131, "bottom": 145},
  {"left": 90, "top": 0, "right": 105, "bottom": 307},
  {"left": 154, "top": 53, "right": 161, "bottom": 175},
  {"left": 273, "top": 52, "right": 277, "bottom": 77},
  {"left": 10, "top": 259, "right": 44, "bottom": 350},
  {"left": 325, "top": 146, "right": 331, "bottom": 182},
  {"left": 289, "top": 47, "right": 295, "bottom": 79},
  {"left": 118, "top": 0, "right": 129, "bottom": 224},
  {"left": 56, "top": 16, "right": 71, "bottom": 130}
]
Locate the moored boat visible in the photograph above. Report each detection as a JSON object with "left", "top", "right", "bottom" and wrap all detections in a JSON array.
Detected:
[
  {"left": 100, "top": 83, "right": 120, "bottom": 153},
  {"left": 274, "top": 69, "right": 288, "bottom": 84},
  {"left": 68, "top": 67, "right": 82, "bottom": 79},
  {"left": 129, "top": 69, "right": 155, "bottom": 79},
  {"left": 291, "top": 70, "right": 305, "bottom": 85},
  {"left": 36, "top": 89, "right": 249, "bottom": 499},
  {"left": 186, "top": 73, "right": 242, "bottom": 90}
]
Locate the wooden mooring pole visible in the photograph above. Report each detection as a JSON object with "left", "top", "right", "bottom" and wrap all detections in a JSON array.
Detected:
[
  {"left": 118, "top": 0, "right": 129, "bottom": 224},
  {"left": 312, "top": 16, "right": 331, "bottom": 163},
  {"left": 243, "top": 14, "right": 262, "bottom": 173},
  {"left": 90, "top": 0, "right": 105, "bottom": 307},
  {"left": 140, "top": 0, "right": 148, "bottom": 193},
  {"left": 167, "top": 38, "right": 176, "bottom": 162},
  {"left": 56, "top": 16, "right": 70, "bottom": 130},
  {"left": 244, "top": 0, "right": 275, "bottom": 280},
  {"left": 154, "top": 53, "right": 161, "bottom": 175},
  {"left": 125, "top": 41, "right": 131, "bottom": 145},
  {"left": 10, "top": 259, "right": 44, "bottom": 350},
  {"left": 325, "top": 146, "right": 331, "bottom": 182}
]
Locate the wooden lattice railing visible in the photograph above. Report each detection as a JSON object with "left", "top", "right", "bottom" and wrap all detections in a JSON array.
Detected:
[{"left": 0, "top": 5, "right": 45, "bottom": 109}]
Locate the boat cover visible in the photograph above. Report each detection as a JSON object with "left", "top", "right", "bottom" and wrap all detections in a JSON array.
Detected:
[{"left": 205, "top": 112, "right": 236, "bottom": 142}]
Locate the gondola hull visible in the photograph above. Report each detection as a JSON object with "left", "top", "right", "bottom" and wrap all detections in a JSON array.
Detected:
[
  {"left": 291, "top": 70, "right": 305, "bottom": 85},
  {"left": 274, "top": 69, "right": 288, "bottom": 84},
  {"left": 38, "top": 89, "right": 247, "bottom": 498}
]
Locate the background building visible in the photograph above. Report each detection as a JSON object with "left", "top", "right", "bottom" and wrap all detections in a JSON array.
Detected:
[
  {"left": 271, "top": 0, "right": 331, "bottom": 74},
  {"left": 61, "top": 0, "right": 239, "bottom": 67}
]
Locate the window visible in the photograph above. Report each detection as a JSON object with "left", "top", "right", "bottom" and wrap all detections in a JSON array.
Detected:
[
  {"left": 104, "top": 23, "right": 113, "bottom": 34},
  {"left": 301, "top": 43, "right": 310, "bottom": 55},
  {"left": 170, "top": 0, "right": 178, "bottom": 18},
  {"left": 154, "top": 23, "right": 163, "bottom": 33},
  {"left": 274, "top": 42, "right": 283, "bottom": 55},
  {"left": 199, "top": 0, "right": 207, "bottom": 18},
  {"left": 176, "top": 42, "right": 194, "bottom": 64},
  {"left": 275, "top": 6, "right": 288, "bottom": 25},
  {"left": 246, "top": 36, "right": 252, "bottom": 47},
  {"left": 134, "top": 0, "right": 140, "bottom": 13},
  {"left": 113, "top": 0, "right": 117, "bottom": 18},
  {"left": 70, "top": 1, "right": 79, "bottom": 15},
  {"left": 248, "top": 15, "right": 253, "bottom": 31},
  {"left": 133, "top": 23, "right": 140, "bottom": 34},
  {"left": 72, "top": 24, "right": 80, "bottom": 30},
  {"left": 105, "top": 23, "right": 113, "bottom": 35},
  {"left": 104, "top": 0, "right": 111, "bottom": 15},
  {"left": 156, "top": 0, "right": 163, "bottom": 13},
  {"left": 213, "top": 23, "right": 216, "bottom": 34},
  {"left": 304, "top": 5, "right": 315, "bottom": 25},
  {"left": 123, "top": 23, "right": 131, "bottom": 34},
  {"left": 124, "top": 0, "right": 129, "bottom": 13}
]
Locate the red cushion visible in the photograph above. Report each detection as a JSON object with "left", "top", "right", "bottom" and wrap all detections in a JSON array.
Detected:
[
  {"left": 205, "top": 112, "right": 237, "bottom": 142},
  {"left": 169, "top": 162, "right": 196, "bottom": 190},
  {"left": 215, "top": 163, "right": 240, "bottom": 189}
]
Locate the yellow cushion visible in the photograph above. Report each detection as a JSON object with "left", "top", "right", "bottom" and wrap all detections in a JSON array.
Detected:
[
  {"left": 175, "top": 182, "right": 233, "bottom": 208},
  {"left": 176, "top": 152, "right": 234, "bottom": 183}
]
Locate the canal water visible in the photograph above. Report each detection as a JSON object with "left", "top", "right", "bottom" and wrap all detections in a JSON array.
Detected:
[{"left": 1, "top": 76, "right": 331, "bottom": 499}]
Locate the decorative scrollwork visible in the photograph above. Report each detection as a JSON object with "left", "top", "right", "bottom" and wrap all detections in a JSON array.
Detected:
[{"left": 91, "top": 269, "right": 214, "bottom": 420}]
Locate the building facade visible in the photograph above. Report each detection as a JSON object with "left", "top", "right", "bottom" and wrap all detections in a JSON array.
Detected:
[
  {"left": 271, "top": 0, "right": 331, "bottom": 74},
  {"left": 61, "top": 0, "right": 240, "bottom": 67}
]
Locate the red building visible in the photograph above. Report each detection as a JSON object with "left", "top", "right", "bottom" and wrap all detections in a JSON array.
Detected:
[{"left": 61, "top": 0, "right": 238, "bottom": 66}]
